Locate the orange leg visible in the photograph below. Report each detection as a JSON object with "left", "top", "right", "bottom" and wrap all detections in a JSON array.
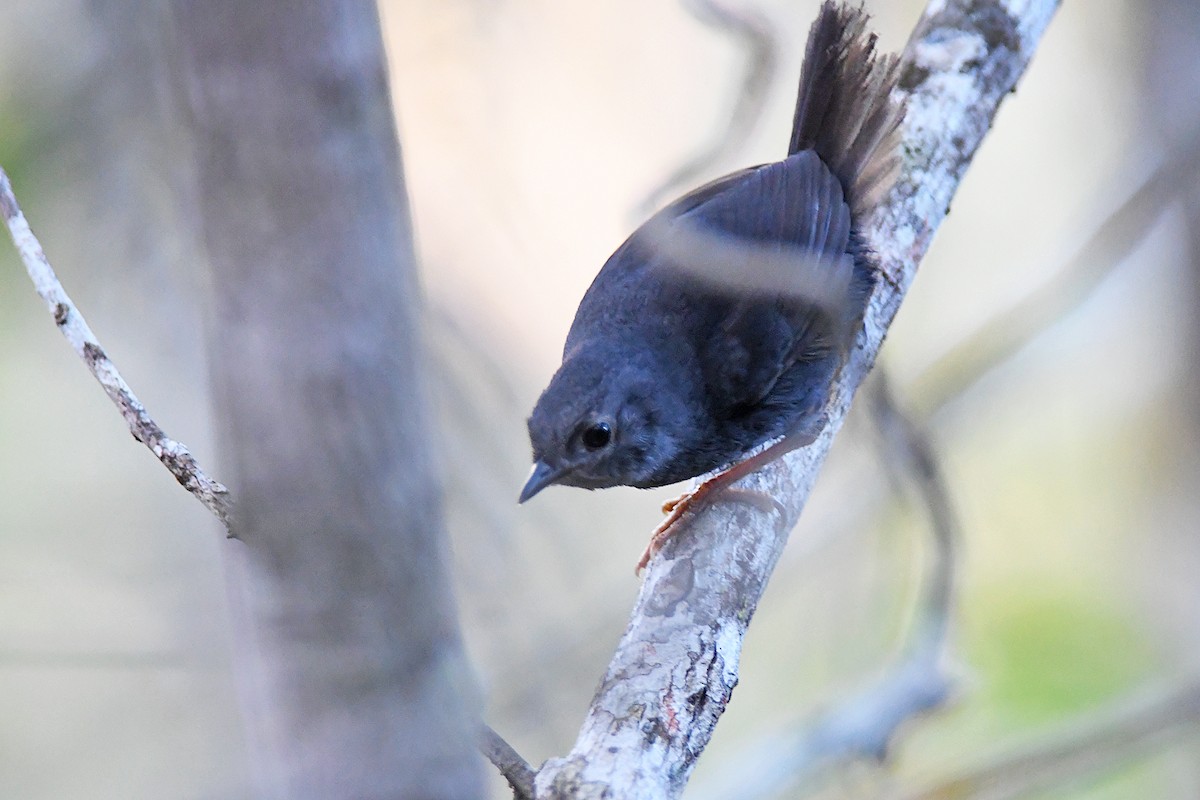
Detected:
[{"left": 635, "top": 432, "right": 814, "bottom": 574}]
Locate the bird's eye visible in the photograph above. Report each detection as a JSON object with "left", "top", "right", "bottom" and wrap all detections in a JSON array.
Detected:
[{"left": 581, "top": 422, "right": 612, "bottom": 450}]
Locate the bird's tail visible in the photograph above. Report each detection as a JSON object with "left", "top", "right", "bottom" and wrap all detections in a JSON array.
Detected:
[{"left": 789, "top": 1, "right": 904, "bottom": 217}]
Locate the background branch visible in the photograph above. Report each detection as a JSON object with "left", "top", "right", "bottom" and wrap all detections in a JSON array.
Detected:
[
  {"left": 531, "top": 2, "right": 1061, "bottom": 798},
  {"left": 171, "top": 2, "right": 483, "bottom": 796},
  {"left": 800, "top": 373, "right": 962, "bottom": 762}
]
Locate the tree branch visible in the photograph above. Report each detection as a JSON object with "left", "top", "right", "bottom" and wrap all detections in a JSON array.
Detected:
[
  {"left": 688, "top": 131, "right": 1200, "bottom": 800},
  {"left": 870, "top": 374, "right": 957, "bottom": 647},
  {"left": 531, "top": 2, "right": 1060, "bottom": 798},
  {"left": 0, "top": 165, "right": 233, "bottom": 532},
  {"left": 796, "top": 373, "right": 962, "bottom": 765}
]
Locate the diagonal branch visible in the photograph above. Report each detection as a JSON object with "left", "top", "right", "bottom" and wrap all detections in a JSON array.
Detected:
[
  {"left": 684, "top": 137, "right": 1200, "bottom": 800},
  {"left": 0, "top": 166, "right": 233, "bottom": 532},
  {"left": 531, "top": 2, "right": 1061, "bottom": 799}
]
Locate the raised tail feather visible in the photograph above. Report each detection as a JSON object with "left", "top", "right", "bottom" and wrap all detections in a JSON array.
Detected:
[{"left": 789, "top": 1, "right": 904, "bottom": 217}]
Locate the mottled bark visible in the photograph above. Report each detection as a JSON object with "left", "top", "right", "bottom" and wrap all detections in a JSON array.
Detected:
[{"left": 170, "top": 2, "right": 483, "bottom": 798}]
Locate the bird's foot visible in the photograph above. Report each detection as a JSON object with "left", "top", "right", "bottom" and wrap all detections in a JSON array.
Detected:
[
  {"left": 635, "top": 432, "right": 817, "bottom": 575},
  {"left": 636, "top": 484, "right": 787, "bottom": 574},
  {"left": 635, "top": 474, "right": 744, "bottom": 574}
]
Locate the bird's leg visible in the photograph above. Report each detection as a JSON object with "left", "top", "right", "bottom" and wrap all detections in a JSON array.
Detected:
[{"left": 635, "top": 431, "right": 815, "bottom": 573}]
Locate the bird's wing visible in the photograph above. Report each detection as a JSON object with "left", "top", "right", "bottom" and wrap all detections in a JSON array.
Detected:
[{"left": 667, "top": 150, "right": 854, "bottom": 415}]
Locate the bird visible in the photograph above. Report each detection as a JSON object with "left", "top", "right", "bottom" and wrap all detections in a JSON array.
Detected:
[{"left": 519, "top": 1, "right": 905, "bottom": 571}]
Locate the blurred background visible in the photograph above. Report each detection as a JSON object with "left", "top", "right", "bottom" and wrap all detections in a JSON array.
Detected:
[{"left": 1, "top": 0, "right": 1198, "bottom": 797}]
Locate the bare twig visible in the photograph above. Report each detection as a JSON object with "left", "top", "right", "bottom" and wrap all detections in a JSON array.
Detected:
[
  {"left": 637, "top": 0, "right": 779, "bottom": 216},
  {"left": 480, "top": 724, "right": 536, "bottom": 800},
  {"left": 0, "top": 165, "right": 233, "bottom": 532},
  {"left": 901, "top": 678, "right": 1200, "bottom": 800},
  {"left": 534, "top": 2, "right": 1061, "bottom": 798},
  {"left": 913, "top": 135, "right": 1200, "bottom": 415}
]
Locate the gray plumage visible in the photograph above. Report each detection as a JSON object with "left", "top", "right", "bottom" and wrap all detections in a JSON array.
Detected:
[{"left": 521, "top": 1, "right": 904, "bottom": 503}]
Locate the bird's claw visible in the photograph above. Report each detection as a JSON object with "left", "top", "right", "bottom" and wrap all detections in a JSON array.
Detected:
[
  {"left": 636, "top": 481, "right": 726, "bottom": 574},
  {"left": 660, "top": 493, "right": 687, "bottom": 514},
  {"left": 636, "top": 484, "right": 787, "bottom": 575}
]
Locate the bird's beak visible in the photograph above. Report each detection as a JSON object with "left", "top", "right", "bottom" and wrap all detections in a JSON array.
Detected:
[{"left": 519, "top": 460, "right": 565, "bottom": 504}]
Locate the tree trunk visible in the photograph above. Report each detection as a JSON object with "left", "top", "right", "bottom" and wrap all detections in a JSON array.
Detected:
[{"left": 170, "top": 2, "right": 483, "bottom": 797}]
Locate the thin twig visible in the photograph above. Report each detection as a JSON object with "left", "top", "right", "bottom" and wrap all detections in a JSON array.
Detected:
[
  {"left": 0, "top": 165, "right": 233, "bottom": 532},
  {"left": 636, "top": 0, "right": 779, "bottom": 216},
  {"left": 900, "top": 678, "right": 1200, "bottom": 800},
  {"left": 480, "top": 724, "right": 536, "bottom": 800}
]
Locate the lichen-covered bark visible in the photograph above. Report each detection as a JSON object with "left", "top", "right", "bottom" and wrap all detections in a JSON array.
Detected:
[{"left": 534, "top": 1, "right": 1061, "bottom": 797}]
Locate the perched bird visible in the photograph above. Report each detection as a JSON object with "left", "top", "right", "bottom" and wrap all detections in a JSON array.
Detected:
[{"left": 520, "top": 1, "right": 905, "bottom": 568}]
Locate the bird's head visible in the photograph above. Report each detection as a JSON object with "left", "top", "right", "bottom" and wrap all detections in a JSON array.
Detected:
[{"left": 520, "top": 350, "right": 681, "bottom": 502}]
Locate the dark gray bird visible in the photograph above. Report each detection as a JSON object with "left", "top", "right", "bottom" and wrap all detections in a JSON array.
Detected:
[{"left": 520, "top": 2, "right": 905, "bottom": 559}]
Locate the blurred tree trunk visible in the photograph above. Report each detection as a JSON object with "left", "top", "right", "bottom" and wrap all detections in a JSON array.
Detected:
[
  {"left": 170, "top": 2, "right": 484, "bottom": 798},
  {"left": 1143, "top": 0, "right": 1200, "bottom": 407},
  {"left": 1141, "top": 0, "right": 1200, "bottom": 640},
  {"left": 1141, "top": 10, "right": 1200, "bottom": 790}
]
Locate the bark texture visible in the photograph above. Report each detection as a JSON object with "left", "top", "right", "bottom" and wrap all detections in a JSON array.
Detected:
[{"left": 170, "top": 3, "right": 483, "bottom": 797}]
